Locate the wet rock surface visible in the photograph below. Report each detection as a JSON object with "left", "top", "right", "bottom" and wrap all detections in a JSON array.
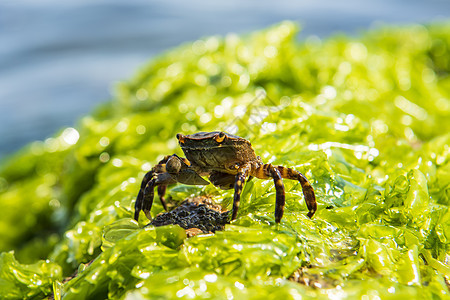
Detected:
[{"left": 148, "top": 196, "right": 230, "bottom": 236}]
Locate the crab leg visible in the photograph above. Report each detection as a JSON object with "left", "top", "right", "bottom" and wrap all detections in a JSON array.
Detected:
[
  {"left": 231, "top": 164, "right": 251, "bottom": 220},
  {"left": 271, "top": 166, "right": 286, "bottom": 223},
  {"left": 251, "top": 164, "right": 286, "bottom": 223},
  {"left": 252, "top": 164, "right": 317, "bottom": 222},
  {"left": 135, "top": 170, "right": 156, "bottom": 221},
  {"left": 157, "top": 185, "right": 168, "bottom": 211},
  {"left": 276, "top": 166, "right": 317, "bottom": 218},
  {"left": 134, "top": 155, "right": 172, "bottom": 221},
  {"left": 135, "top": 172, "right": 177, "bottom": 221}
]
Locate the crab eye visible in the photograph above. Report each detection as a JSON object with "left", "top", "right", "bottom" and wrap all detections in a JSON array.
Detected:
[
  {"left": 176, "top": 133, "right": 185, "bottom": 143},
  {"left": 215, "top": 132, "right": 226, "bottom": 143}
]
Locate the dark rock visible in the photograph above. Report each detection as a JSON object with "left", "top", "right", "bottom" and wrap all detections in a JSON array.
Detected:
[{"left": 148, "top": 196, "right": 230, "bottom": 235}]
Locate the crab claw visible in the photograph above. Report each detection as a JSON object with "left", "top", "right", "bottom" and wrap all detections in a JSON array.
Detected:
[{"left": 166, "top": 156, "right": 182, "bottom": 174}]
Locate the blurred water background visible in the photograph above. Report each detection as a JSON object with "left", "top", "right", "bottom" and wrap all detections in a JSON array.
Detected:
[{"left": 0, "top": 0, "right": 449, "bottom": 159}]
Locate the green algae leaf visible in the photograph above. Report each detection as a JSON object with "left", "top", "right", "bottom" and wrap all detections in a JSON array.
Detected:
[
  {"left": 181, "top": 225, "right": 304, "bottom": 279},
  {"left": 0, "top": 252, "right": 62, "bottom": 299},
  {"left": 101, "top": 218, "right": 140, "bottom": 250},
  {"left": 60, "top": 225, "right": 186, "bottom": 299},
  {"left": 435, "top": 209, "right": 450, "bottom": 244},
  {"left": 123, "top": 267, "right": 318, "bottom": 300},
  {"left": 396, "top": 245, "right": 421, "bottom": 285}
]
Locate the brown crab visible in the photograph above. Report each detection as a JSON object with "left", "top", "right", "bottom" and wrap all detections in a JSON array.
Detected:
[{"left": 134, "top": 131, "right": 316, "bottom": 223}]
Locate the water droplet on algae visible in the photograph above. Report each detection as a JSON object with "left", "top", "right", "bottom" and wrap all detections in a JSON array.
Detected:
[
  {"left": 62, "top": 127, "right": 80, "bottom": 145},
  {"left": 178, "top": 103, "right": 189, "bottom": 113},
  {"left": 261, "top": 122, "right": 277, "bottom": 133},
  {"left": 322, "top": 86, "right": 337, "bottom": 100},
  {"left": 204, "top": 274, "right": 217, "bottom": 283},
  {"left": 221, "top": 76, "right": 232, "bottom": 87},
  {"left": 112, "top": 158, "right": 123, "bottom": 167},
  {"left": 192, "top": 40, "right": 206, "bottom": 55},
  {"left": 99, "top": 136, "right": 110, "bottom": 147},
  {"left": 136, "top": 88, "right": 148, "bottom": 101},
  {"left": 136, "top": 125, "right": 146, "bottom": 135},
  {"left": 237, "top": 74, "right": 250, "bottom": 89},
  {"left": 176, "top": 286, "right": 195, "bottom": 298},
  {"left": 99, "top": 152, "right": 110, "bottom": 163},
  {"left": 45, "top": 137, "right": 60, "bottom": 152},
  {"left": 116, "top": 120, "right": 129, "bottom": 132},
  {"left": 200, "top": 113, "right": 212, "bottom": 124},
  {"left": 49, "top": 199, "right": 61, "bottom": 208},
  {"left": 263, "top": 45, "right": 278, "bottom": 58},
  {"left": 195, "top": 106, "right": 205, "bottom": 115},
  {"left": 234, "top": 281, "right": 245, "bottom": 290},
  {"left": 195, "top": 74, "right": 208, "bottom": 86},
  {"left": 142, "top": 162, "right": 152, "bottom": 171},
  {"left": 346, "top": 42, "right": 368, "bottom": 61},
  {"left": 214, "top": 105, "right": 224, "bottom": 118}
]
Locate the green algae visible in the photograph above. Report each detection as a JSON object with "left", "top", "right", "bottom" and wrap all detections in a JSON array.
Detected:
[{"left": 0, "top": 21, "right": 450, "bottom": 299}]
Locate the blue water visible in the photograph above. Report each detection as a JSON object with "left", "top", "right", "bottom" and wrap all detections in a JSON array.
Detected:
[{"left": 0, "top": 0, "right": 449, "bottom": 158}]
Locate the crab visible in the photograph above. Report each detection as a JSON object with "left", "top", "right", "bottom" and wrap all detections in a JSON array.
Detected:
[{"left": 134, "top": 131, "right": 317, "bottom": 223}]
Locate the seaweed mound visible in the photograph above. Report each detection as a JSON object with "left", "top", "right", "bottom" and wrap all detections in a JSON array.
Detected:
[{"left": 1, "top": 21, "right": 450, "bottom": 299}]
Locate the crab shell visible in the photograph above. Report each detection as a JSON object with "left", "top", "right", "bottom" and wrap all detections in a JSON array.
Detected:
[{"left": 176, "top": 131, "right": 259, "bottom": 174}]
